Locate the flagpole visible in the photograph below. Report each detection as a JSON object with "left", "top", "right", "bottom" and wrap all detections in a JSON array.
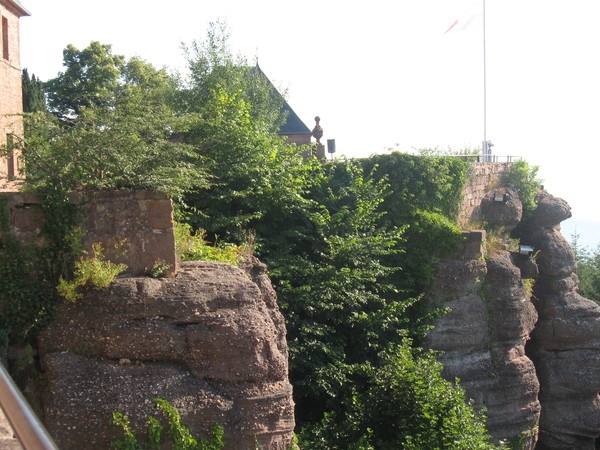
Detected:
[{"left": 482, "top": 0, "right": 489, "bottom": 161}]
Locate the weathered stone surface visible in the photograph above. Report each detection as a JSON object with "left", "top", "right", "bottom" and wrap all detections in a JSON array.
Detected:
[
  {"left": 424, "top": 251, "right": 540, "bottom": 446},
  {"left": 0, "top": 190, "right": 177, "bottom": 277},
  {"left": 525, "top": 192, "right": 572, "bottom": 229},
  {"left": 38, "top": 258, "right": 295, "bottom": 449},
  {"left": 522, "top": 194, "right": 600, "bottom": 449},
  {"left": 480, "top": 186, "right": 523, "bottom": 230},
  {"left": 427, "top": 258, "right": 487, "bottom": 300}
]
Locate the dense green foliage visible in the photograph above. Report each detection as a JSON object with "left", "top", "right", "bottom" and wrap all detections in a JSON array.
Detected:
[
  {"left": 0, "top": 192, "right": 81, "bottom": 346},
  {"left": 3, "top": 24, "right": 499, "bottom": 448},
  {"left": 21, "top": 68, "right": 47, "bottom": 113},
  {"left": 571, "top": 232, "right": 600, "bottom": 304},
  {"left": 111, "top": 398, "right": 224, "bottom": 449},
  {"left": 359, "top": 153, "right": 467, "bottom": 291},
  {"left": 19, "top": 43, "right": 207, "bottom": 199},
  {"left": 300, "top": 342, "right": 497, "bottom": 449},
  {"left": 45, "top": 41, "right": 124, "bottom": 119},
  {"left": 177, "top": 21, "right": 310, "bottom": 240}
]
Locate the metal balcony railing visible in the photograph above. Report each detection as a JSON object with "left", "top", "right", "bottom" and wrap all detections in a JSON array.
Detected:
[{"left": 0, "top": 363, "right": 58, "bottom": 449}]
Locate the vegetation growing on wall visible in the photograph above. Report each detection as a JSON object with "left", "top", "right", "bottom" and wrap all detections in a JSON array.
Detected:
[
  {"left": 111, "top": 398, "right": 224, "bottom": 450},
  {"left": 0, "top": 191, "right": 81, "bottom": 346}
]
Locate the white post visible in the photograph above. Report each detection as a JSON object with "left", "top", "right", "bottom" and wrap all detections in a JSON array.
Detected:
[{"left": 483, "top": 0, "right": 489, "bottom": 161}]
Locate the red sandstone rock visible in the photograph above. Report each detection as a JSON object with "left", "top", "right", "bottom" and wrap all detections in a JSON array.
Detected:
[
  {"left": 521, "top": 198, "right": 600, "bottom": 449},
  {"left": 426, "top": 183, "right": 541, "bottom": 446},
  {"left": 37, "top": 258, "right": 295, "bottom": 449},
  {"left": 424, "top": 251, "right": 540, "bottom": 447}
]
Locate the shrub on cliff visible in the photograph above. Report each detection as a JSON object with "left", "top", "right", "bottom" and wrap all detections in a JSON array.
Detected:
[
  {"left": 571, "top": 232, "right": 600, "bottom": 304},
  {"left": 299, "top": 341, "right": 498, "bottom": 449},
  {"left": 504, "top": 160, "right": 543, "bottom": 220}
]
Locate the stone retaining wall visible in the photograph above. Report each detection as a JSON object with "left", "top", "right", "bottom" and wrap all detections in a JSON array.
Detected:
[
  {"left": 459, "top": 162, "right": 511, "bottom": 227},
  {"left": 0, "top": 190, "right": 176, "bottom": 276}
]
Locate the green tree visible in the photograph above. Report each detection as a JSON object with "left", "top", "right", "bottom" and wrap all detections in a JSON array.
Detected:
[
  {"left": 300, "top": 342, "right": 498, "bottom": 449},
  {"left": 269, "top": 161, "right": 450, "bottom": 434},
  {"left": 45, "top": 41, "right": 125, "bottom": 119},
  {"left": 177, "top": 21, "right": 311, "bottom": 242},
  {"left": 25, "top": 43, "right": 205, "bottom": 199},
  {"left": 22, "top": 68, "right": 47, "bottom": 113},
  {"left": 180, "top": 20, "right": 286, "bottom": 131},
  {"left": 571, "top": 232, "right": 600, "bottom": 303}
]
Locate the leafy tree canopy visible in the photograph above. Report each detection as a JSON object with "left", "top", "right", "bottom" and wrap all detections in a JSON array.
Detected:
[
  {"left": 179, "top": 20, "right": 287, "bottom": 132},
  {"left": 45, "top": 41, "right": 125, "bottom": 119},
  {"left": 21, "top": 43, "right": 207, "bottom": 199},
  {"left": 300, "top": 341, "right": 498, "bottom": 449}
]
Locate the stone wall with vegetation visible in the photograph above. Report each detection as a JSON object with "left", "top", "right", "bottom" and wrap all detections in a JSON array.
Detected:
[
  {"left": 427, "top": 162, "right": 600, "bottom": 448},
  {"left": 0, "top": 190, "right": 176, "bottom": 276},
  {"left": 459, "top": 162, "right": 512, "bottom": 226}
]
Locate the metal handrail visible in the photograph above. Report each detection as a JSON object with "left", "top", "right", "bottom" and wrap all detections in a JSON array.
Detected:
[
  {"left": 0, "top": 363, "right": 58, "bottom": 449},
  {"left": 444, "top": 155, "right": 521, "bottom": 163}
]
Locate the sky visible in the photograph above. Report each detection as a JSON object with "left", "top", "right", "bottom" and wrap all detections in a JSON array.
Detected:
[{"left": 17, "top": 0, "right": 600, "bottom": 248}]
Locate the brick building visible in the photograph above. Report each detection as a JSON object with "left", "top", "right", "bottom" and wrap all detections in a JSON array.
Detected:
[{"left": 0, "top": 0, "right": 28, "bottom": 191}]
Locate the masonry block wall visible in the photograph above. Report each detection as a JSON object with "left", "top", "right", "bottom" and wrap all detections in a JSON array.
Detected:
[
  {"left": 459, "top": 162, "right": 511, "bottom": 227},
  {"left": 0, "top": 190, "right": 177, "bottom": 276}
]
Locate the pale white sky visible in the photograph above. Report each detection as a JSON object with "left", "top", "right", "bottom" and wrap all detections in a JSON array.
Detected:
[{"left": 18, "top": 0, "right": 600, "bottom": 247}]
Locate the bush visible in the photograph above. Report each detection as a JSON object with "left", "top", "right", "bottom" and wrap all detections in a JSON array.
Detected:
[
  {"left": 300, "top": 341, "right": 499, "bottom": 449},
  {"left": 57, "top": 242, "right": 127, "bottom": 302},
  {"left": 503, "top": 160, "right": 542, "bottom": 220},
  {"left": 111, "top": 398, "right": 224, "bottom": 449},
  {"left": 174, "top": 222, "right": 243, "bottom": 265}
]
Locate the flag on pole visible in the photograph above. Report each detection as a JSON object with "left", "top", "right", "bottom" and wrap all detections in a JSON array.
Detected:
[{"left": 445, "top": 1, "right": 482, "bottom": 33}]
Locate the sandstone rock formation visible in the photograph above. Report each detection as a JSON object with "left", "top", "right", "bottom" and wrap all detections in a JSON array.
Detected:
[
  {"left": 479, "top": 186, "right": 523, "bottom": 231},
  {"left": 425, "top": 252, "right": 540, "bottom": 447},
  {"left": 37, "top": 258, "right": 295, "bottom": 449},
  {"left": 428, "top": 186, "right": 600, "bottom": 448},
  {"left": 520, "top": 193, "right": 600, "bottom": 449},
  {"left": 425, "top": 186, "right": 540, "bottom": 447}
]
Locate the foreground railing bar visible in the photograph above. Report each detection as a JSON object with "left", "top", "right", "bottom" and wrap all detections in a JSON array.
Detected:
[
  {"left": 435, "top": 155, "right": 521, "bottom": 163},
  {"left": 0, "top": 363, "right": 58, "bottom": 450}
]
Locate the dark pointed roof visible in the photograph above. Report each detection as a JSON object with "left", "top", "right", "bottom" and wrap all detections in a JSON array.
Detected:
[
  {"left": 253, "top": 65, "right": 311, "bottom": 136},
  {"left": 279, "top": 102, "right": 311, "bottom": 135}
]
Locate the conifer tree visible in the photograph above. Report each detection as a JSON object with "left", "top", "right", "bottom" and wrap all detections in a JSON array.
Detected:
[{"left": 22, "top": 68, "right": 47, "bottom": 113}]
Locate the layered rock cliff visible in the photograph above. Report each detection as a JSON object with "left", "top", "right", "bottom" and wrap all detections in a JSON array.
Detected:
[
  {"left": 521, "top": 193, "right": 600, "bottom": 449},
  {"left": 37, "top": 258, "right": 295, "bottom": 449},
  {"left": 424, "top": 189, "right": 541, "bottom": 447},
  {"left": 427, "top": 185, "right": 600, "bottom": 448}
]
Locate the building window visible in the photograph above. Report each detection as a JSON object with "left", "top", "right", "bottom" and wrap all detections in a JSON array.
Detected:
[
  {"left": 2, "top": 16, "right": 8, "bottom": 60},
  {"left": 6, "top": 134, "right": 15, "bottom": 179}
]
